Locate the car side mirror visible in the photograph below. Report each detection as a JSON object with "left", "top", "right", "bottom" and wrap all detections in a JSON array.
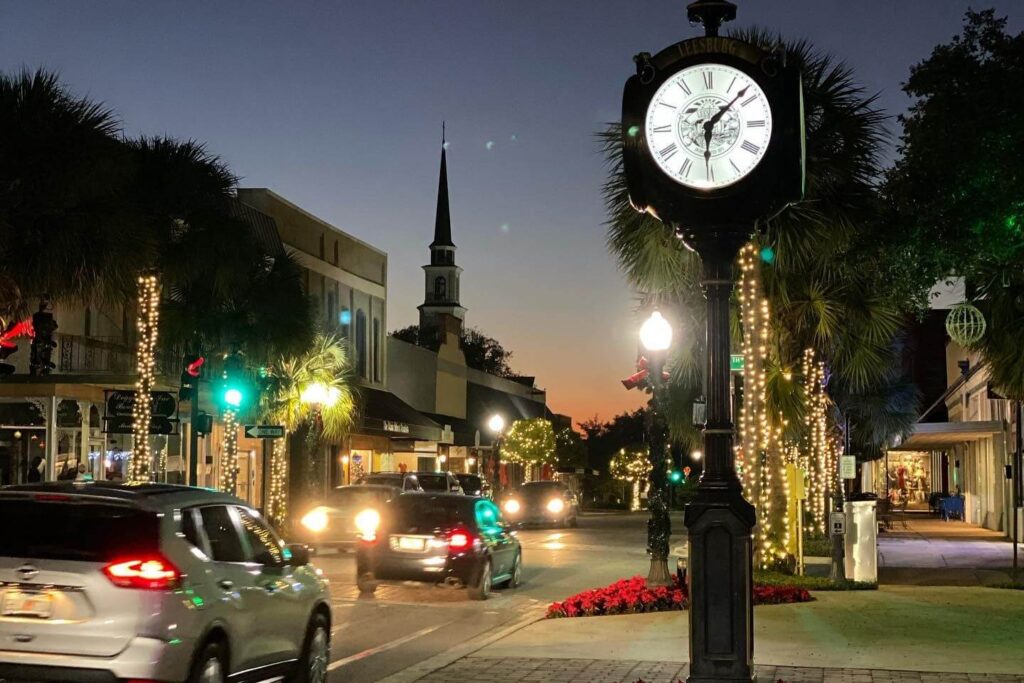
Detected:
[{"left": 285, "top": 544, "right": 311, "bottom": 566}]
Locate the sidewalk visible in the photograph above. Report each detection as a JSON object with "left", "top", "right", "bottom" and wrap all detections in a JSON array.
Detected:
[{"left": 409, "top": 586, "right": 1024, "bottom": 682}]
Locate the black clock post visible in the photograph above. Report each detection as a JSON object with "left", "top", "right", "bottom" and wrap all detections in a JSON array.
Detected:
[{"left": 620, "top": 2, "right": 805, "bottom": 681}]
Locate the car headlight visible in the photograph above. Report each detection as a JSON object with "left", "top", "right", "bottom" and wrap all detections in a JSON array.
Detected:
[
  {"left": 301, "top": 508, "right": 329, "bottom": 533},
  {"left": 546, "top": 498, "right": 565, "bottom": 513},
  {"left": 354, "top": 508, "right": 380, "bottom": 540},
  {"left": 504, "top": 499, "right": 521, "bottom": 514}
]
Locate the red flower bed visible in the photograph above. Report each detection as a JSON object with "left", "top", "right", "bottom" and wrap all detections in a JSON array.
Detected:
[{"left": 546, "top": 576, "right": 812, "bottom": 618}]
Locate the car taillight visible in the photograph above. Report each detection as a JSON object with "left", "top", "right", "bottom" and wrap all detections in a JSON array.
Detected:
[
  {"left": 103, "top": 556, "right": 180, "bottom": 590},
  {"left": 448, "top": 529, "right": 473, "bottom": 551}
]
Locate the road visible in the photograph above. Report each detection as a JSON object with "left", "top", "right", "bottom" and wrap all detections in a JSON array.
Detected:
[{"left": 315, "top": 510, "right": 687, "bottom": 682}]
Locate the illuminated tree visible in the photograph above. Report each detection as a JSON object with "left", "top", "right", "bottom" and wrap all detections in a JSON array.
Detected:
[
  {"left": 610, "top": 448, "right": 652, "bottom": 512},
  {"left": 501, "top": 418, "right": 556, "bottom": 465}
]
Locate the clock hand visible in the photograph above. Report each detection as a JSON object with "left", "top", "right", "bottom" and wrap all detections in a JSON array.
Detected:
[{"left": 706, "top": 85, "right": 749, "bottom": 130}]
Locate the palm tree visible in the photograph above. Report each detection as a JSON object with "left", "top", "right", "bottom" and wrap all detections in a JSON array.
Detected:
[
  {"left": 260, "top": 334, "right": 358, "bottom": 528},
  {"left": 0, "top": 69, "right": 139, "bottom": 315},
  {"left": 601, "top": 33, "right": 919, "bottom": 564}
]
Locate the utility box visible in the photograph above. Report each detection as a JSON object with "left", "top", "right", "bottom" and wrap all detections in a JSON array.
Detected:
[{"left": 843, "top": 500, "right": 878, "bottom": 583}]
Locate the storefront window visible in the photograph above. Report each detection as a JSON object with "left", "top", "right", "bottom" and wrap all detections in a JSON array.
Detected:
[{"left": 878, "top": 451, "right": 931, "bottom": 508}]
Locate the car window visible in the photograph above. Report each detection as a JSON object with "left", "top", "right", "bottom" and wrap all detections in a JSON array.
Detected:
[
  {"left": 387, "top": 496, "right": 473, "bottom": 532},
  {"left": 457, "top": 474, "right": 483, "bottom": 493},
  {"left": 181, "top": 507, "right": 208, "bottom": 556},
  {"left": 236, "top": 507, "right": 284, "bottom": 565},
  {"left": 416, "top": 473, "right": 449, "bottom": 492},
  {"left": 404, "top": 476, "right": 420, "bottom": 491},
  {"left": 199, "top": 506, "right": 247, "bottom": 563},
  {"left": 0, "top": 498, "right": 158, "bottom": 562}
]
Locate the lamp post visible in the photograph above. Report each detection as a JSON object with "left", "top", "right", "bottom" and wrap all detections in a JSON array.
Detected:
[
  {"left": 300, "top": 382, "right": 339, "bottom": 499},
  {"left": 488, "top": 414, "right": 505, "bottom": 496},
  {"left": 639, "top": 310, "right": 674, "bottom": 586}
]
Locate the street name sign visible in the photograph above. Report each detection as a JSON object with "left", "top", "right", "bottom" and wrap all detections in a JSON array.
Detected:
[
  {"left": 243, "top": 425, "right": 285, "bottom": 439},
  {"left": 840, "top": 455, "right": 857, "bottom": 480},
  {"left": 830, "top": 511, "right": 847, "bottom": 536},
  {"left": 730, "top": 354, "right": 745, "bottom": 372}
]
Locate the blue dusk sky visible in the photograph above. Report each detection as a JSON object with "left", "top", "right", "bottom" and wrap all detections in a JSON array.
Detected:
[{"left": 2, "top": 1, "right": 1020, "bottom": 422}]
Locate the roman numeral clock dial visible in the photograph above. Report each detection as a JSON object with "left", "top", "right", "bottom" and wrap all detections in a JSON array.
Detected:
[{"left": 645, "top": 63, "right": 772, "bottom": 190}]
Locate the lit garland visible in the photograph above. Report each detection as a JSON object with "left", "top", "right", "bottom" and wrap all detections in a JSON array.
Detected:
[
  {"left": 220, "top": 409, "right": 239, "bottom": 494},
  {"left": 801, "top": 348, "right": 830, "bottom": 534},
  {"left": 128, "top": 273, "right": 159, "bottom": 483},
  {"left": 268, "top": 438, "right": 288, "bottom": 527}
]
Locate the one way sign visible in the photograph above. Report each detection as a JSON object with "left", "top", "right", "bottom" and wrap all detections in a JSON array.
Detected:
[{"left": 244, "top": 425, "right": 286, "bottom": 439}]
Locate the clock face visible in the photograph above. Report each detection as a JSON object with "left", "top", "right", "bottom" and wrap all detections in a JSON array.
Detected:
[{"left": 644, "top": 63, "right": 773, "bottom": 190}]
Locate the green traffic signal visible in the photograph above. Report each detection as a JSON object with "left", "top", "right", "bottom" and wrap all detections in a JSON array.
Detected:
[
  {"left": 223, "top": 387, "right": 244, "bottom": 408},
  {"left": 669, "top": 470, "right": 683, "bottom": 484}
]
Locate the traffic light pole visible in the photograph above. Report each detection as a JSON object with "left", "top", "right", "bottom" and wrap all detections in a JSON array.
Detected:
[{"left": 188, "top": 391, "right": 200, "bottom": 487}]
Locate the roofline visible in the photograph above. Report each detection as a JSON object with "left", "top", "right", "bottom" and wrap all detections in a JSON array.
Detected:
[{"left": 237, "top": 187, "right": 388, "bottom": 258}]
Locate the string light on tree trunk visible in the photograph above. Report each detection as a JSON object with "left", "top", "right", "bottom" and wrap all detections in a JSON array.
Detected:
[
  {"left": 268, "top": 438, "right": 288, "bottom": 527},
  {"left": 129, "top": 273, "right": 160, "bottom": 483},
  {"left": 220, "top": 409, "right": 239, "bottom": 494}
]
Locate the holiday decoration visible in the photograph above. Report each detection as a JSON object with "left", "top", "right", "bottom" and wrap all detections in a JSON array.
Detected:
[
  {"left": 610, "top": 447, "right": 652, "bottom": 512},
  {"left": 128, "top": 273, "right": 159, "bottom": 483},
  {"left": 219, "top": 409, "right": 239, "bottom": 494},
  {"left": 500, "top": 418, "right": 556, "bottom": 465},
  {"left": 945, "top": 302, "right": 986, "bottom": 347}
]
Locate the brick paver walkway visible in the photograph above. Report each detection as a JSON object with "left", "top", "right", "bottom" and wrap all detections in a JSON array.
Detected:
[{"left": 417, "top": 657, "right": 1024, "bottom": 683}]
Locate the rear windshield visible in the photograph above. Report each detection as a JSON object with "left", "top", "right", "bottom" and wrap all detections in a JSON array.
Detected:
[
  {"left": 0, "top": 497, "right": 159, "bottom": 562},
  {"left": 416, "top": 474, "right": 450, "bottom": 492},
  {"left": 362, "top": 475, "right": 402, "bottom": 487},
  {"left": 387, "top": 496, "right": 472, "bottom": 531},
  {"left": 456, "top": 475, "right": 483, "bottom": 492},
  {"left": 326, "top": 488, "right": 390, "bottom": 507}
]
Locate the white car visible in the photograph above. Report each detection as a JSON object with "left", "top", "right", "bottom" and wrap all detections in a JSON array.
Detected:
[{"left": 0, "top": 481, "right": 331, "bottom": 683}]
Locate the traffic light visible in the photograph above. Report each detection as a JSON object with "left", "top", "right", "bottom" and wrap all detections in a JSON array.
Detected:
[
  {"left": 179, "top": 354, "right": 205, "bottom": 401},
  {"left": 218, "top": 352, "right": 252, "bottom": 413},
  {"left": 29, "top": 301, "right": 57, "bottom": 376},
  {"left": 670, "top": 469, "right": 684, "bottom": 484},
  {"left": 194, "top": 411, "right": 214, "bottom": 436}
]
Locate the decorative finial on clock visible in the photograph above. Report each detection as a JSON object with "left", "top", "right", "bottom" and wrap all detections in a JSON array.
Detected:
[{"left": 686, "top": 0, "right": 737, "bottom": 37}]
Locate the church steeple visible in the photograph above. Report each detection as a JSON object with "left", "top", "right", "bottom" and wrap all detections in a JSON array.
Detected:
[
  {"left": 431, "top": 123, "right": 454, "bottom": 248},
  {"left": 419, "top": 124, "right": 466, "bottom": 329}
]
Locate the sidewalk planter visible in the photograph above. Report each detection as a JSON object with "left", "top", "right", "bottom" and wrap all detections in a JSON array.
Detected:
[{"left": 546, "top": 575, "right": 812, "bottom": 619}]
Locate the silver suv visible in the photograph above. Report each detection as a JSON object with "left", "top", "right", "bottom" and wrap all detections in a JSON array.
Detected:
[{"left": 0, "top": 482, "right": 331, "bottom": 683}]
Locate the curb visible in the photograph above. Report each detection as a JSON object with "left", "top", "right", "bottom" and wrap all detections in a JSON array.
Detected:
[{"left": 376, "top": 606, "right": 546, "bottom": 683}]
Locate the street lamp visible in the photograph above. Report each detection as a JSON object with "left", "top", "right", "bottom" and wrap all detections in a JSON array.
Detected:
[
  {"left": 488, "top": 414, "right": 506, "bottom": 496},
  {"left": 640, "top": 310, "right": 674, "bottom": 586}
]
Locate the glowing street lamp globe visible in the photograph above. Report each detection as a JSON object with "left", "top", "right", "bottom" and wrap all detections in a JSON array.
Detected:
[
  {"left": 639, "top": 311, "right": 673, "bottom": 352},
  {"left": 488, "top": 414, "right": 505, "bottom": 434}
]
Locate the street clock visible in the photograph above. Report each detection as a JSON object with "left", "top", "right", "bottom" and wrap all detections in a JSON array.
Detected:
[{"left": 622, "top": 34, "right": 805, "bottom": 251}]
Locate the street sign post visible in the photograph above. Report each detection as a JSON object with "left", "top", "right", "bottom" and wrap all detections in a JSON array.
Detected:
[
  {"left": 830, "top": 511, "right": 847, "bottom": 536},
  {"left": 243, "top": 425, "right": 285, "bottom": 439},
  {"left": 730, "top": 354, "right": 745, "bottom": 373}
]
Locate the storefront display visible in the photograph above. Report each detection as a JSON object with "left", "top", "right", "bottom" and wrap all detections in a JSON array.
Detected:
[{"left": 878, "top": 451, "right": 931, "bottom": 509}]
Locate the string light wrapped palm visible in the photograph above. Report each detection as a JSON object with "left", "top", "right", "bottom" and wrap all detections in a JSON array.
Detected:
[
  {"left": 129, "top": 273, "right": 160, "bottom": 483},
  {"left": 610, "top": 448, "right": 652, "bottom": 512},
  {"left": 259, "top": 334, "right": 356, "bottom": 528}
]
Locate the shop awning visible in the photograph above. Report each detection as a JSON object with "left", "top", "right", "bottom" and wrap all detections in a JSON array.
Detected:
[
  {"left": 357, "top": 387, "right": 442, "bottom": 441},
  {"left": 891, "top": 421, "right": 1004, "bottom": 451},
  {"left": 466, "top": 382, "right": 546, "bottom": 429}
]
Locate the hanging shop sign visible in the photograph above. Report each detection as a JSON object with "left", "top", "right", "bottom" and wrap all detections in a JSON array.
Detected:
[
  {"left": 105, "top": 390, "right": 177, "bottom": 418},
  {"left": 104, "top": 415, "right": 176, "bottom": 436}
]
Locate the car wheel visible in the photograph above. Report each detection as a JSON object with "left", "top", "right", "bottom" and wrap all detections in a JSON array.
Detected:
[
  {"left": 293, "top": 613, "right": 330, "bottom": 683},
  {"left": 357, "top": 572, "right": 377, "bottom": 595},
  {"left": 468, "top": 559, "right": 492, "bottom": 600},
  {"left": 506, "top": 552, "right": 522, "bottom": 588},
  {"left": 188, "top": 641, "right": 227, "bottom": 683}
]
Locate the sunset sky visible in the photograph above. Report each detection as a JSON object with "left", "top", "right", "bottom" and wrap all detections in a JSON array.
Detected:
[{"left": 3, "top": 1, "right": 1019, "bottom": 423}]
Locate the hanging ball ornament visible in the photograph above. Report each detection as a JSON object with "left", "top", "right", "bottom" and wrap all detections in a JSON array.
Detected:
[{"left": 945, "top": 302, "right": 987, "bottom": 347}]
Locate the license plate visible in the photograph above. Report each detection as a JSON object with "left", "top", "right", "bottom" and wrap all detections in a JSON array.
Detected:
[
  {"left": 2, "top": 591, "right": 53, "bottom": 619},
  {"left": 397, "top": 536, "right": 425, "bottom": 551}
]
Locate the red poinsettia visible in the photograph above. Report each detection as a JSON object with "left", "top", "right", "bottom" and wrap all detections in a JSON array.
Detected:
[{"left": 546, "top": 576, "right": 812, "bottom": 619}]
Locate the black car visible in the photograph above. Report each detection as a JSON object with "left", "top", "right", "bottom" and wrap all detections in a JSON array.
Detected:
[
  {"left": 501, "top": 480, "right": 580, "bottom": 528},
  {"left": 455, "top": 473, "right": 490, "bottom": 497},
  {"left": 358, "top": 472, "right": 425, "bottom": 492},
  {"left": 356, "top": 493, "right": 521, "bottom": 600},
  {"left": 294, "top": 484, "right": 402, "bottom": 549}
]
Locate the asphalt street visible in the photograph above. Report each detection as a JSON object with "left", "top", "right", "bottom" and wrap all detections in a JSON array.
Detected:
[{"left": 314, "top": 510, "right": 687, "bottom": 682}]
